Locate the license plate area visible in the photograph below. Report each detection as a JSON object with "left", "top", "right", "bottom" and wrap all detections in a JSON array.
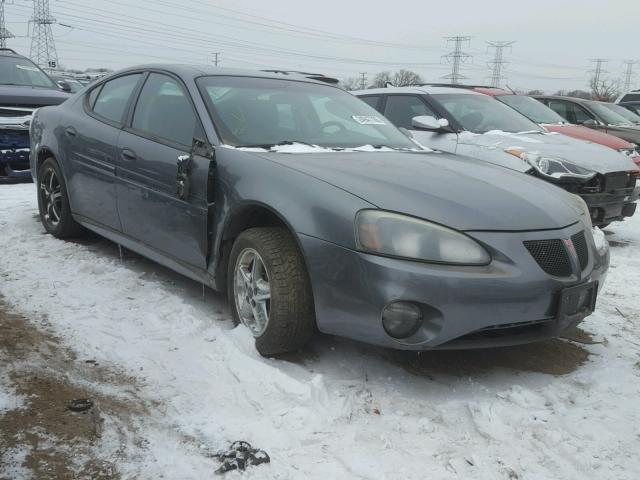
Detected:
[{"left": 557, "top": 281, "right": 598, "bottom": 321}]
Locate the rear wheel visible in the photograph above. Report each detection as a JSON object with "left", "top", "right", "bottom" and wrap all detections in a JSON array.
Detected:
[
  {"left": 228, "top": 227, "right": 315, "bottom": 356},
  {"left": 37, "top": 158, "right": 84, "bottom": 238}
]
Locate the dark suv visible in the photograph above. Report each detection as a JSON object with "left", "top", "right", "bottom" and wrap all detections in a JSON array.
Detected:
[{"left": 0, "top": 48, "right": 70, "bottom": 179}]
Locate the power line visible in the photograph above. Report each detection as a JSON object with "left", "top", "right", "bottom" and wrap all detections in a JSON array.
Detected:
[
  {"left": 486, "top": 41, "right": 515, "bottom": 88},
  {"left": 212, "top": 51, "right": 220, "bottom": 67},
  {"left": 622, "top": 60, "right": 638, "bottom": 91},
  {"left": 30, "top": 0, "right": 58, "bottom": 70},
  {"left": 442, "top": 36, "right": 472, "bottom": 84},
  {"left": 0, "top": 0, "right": 14, "bottom": 48}
]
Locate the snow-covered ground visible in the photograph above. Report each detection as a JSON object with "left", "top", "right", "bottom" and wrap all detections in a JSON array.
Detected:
[{"left": 1, "top": 182, "right": 639, "bottom": 479}]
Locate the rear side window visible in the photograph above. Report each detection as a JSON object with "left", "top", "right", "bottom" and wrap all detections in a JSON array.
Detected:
[
  {"left": 87, "top": 85, "right": 101, "bottom": 109},
  {"left": 92, "top": 74, "right": 142, "bottom": 124},
  {"left": 132, "top": 73, "right": 197, "bottom": 147},
  {"left": 547, "top": 100, "right": 571, "bottom": 122},
  {"left": 384, "top": 95, "right": 437, "bottom": 129},
  {"left": 570, "top": 103, "right": 595, "bottom": 124},
  {"left": 359, "top": 95, "right": 382, "bottom": 112}
]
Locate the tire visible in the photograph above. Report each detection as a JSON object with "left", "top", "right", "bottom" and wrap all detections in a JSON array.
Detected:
[
  {"left": 37, "top": 157, "right": 84, "bottom": 239},
  {"left": 227, "top": 227, "right": 316, "bottom": 356}
]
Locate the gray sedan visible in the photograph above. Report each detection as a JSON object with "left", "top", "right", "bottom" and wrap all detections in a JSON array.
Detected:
[{"left": 29, "top": 66, "right": 608, "bottom": 356}]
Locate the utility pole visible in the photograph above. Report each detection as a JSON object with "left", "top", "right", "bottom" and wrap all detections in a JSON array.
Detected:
[
  {"left": 486, "top": 41, "right": 515, "bottom": 88},
  {"left": 442, "top": 36, "right": 472, "bottom": 85},
  {"left": 30, "top": 0, "right": 58, "bottom": 70},
  {"left": 0, "top": 0, "right": 14, "bottom": 48},
  {"left": 212, "top": 52, "right": 220, "bottom": 67},
  {"left": 622, "top": 60, "right": 638, "bottom": 91},
  {"left": 589, "top": 58, "right": 609, "bottom": 86},
  {"left": 359, "top": 72, "right": 367, "bottom": 90}
]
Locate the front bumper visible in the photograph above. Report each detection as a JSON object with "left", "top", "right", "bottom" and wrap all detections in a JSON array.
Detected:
[{"left": 300, "top": 222, "right": 608, "bottom": 351}]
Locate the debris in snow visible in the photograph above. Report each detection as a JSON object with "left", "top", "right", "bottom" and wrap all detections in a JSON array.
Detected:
[
  {"left": 67, "top": 398, "right": 94, "bottom": 413},
  {"left": 213, "top": 441, "right": 270, "bottom": 475}
]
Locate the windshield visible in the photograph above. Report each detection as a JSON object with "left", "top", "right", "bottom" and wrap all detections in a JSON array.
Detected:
[
  {"left": 197, "top": 76, "right": 417, "bottom": 150},
  {"left": 588, "top": 101, "right": 634, "bottom": 126},
  {"left": 497, "top": 95, "right": 567, "bottom": 125},
  {"left": 0, "top": 56, "right": 56, "bottom": 88},
  {"left": 433, "top": 93, "right": 544, "bottom": 134},
  {"left": 602, "top": 102, "right": 640, "bottom": 124}
]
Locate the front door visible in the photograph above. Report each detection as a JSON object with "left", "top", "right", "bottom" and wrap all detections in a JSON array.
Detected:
[
  {"left": 382, "top": 94, "right": 459, "bottom": 153},
  {"left": 115, "top": 72, "right": 210, "bottom": 269}
]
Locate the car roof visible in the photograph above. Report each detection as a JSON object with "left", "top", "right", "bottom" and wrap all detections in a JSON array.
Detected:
[
  {"left": 109, "top": 64, "right": 337, "bottom": 87},
  {"left": 352, "top": 85, "right": 481, "bottom": 96},
  {"left": 532, "top": 95, "right": 593, "bottom": 104},
  {"left": 0, "top": 48, "right": 27, "bottom": 59}
]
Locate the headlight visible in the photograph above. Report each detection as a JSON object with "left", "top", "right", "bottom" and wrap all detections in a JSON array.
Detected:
[
  {"left": 592, "top": 227, "right": 609, "bottom": 257},
  {"left": 619, "top": 147, "right": 639, "bottom": 159},
  {"left": 572, "top": 194, "right": 593, "bottom": 229},
  {"left": 355, "top": 210, "right": 491, "bottom": 265},
  {"left": 505, "top": 149, "right": 596, "bottom": 181}
]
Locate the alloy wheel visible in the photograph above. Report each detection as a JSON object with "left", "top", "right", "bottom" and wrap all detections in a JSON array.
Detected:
[
  {"left": 234, "top": 248, "right": 271, "bottom": 337},
  {"left": 40, "top": 168, "right": 62, "bottom": 227}
]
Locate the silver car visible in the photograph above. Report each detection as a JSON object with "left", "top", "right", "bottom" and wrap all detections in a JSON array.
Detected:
[{"left": 355, "top": 86, "right": 639, "bottom": 227}]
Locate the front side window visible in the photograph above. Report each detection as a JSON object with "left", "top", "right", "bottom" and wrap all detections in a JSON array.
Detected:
[
  {"left": 498, "top": 95, "right": 567, "bottom": 125},
  {"left": 384, "top": 95, "right": 437, "bottom": 129},
  {"left": 0, "top": 56, "right": 56, "bottom": 88},
  {"left": 197, "top": 76, "right": 416, "bottom": 150},
  {"left": 132, "top": 73, "right": 197, "bottom": 147},
  {"left": 92, "top": 74, "right": 142, "bottom": 124},
  {"left": 569, "top": 103, "right": 595, "bottom": 125},
  {"left": 433, "top": 93, "right": 543, "bottom": 134}
]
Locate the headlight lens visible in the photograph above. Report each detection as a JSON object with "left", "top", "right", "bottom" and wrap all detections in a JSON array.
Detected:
[
  {"left": 573, "top": 194, "right": 593, "bottom": 229},
  {"left": 355, "top": 210, "right": 491, "bottom": 265},
  {"left": 505, "top": 149, "right": 596, "bottom": 181}
]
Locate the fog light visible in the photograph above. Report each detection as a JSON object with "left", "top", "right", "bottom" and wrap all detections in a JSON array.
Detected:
[{"left": 382, "top": 301, "right": 423, "bottom": 339}]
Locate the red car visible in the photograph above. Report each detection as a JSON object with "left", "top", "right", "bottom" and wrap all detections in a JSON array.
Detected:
[{"left": 474, "top": 87, "right": 640, "bottom": 169}]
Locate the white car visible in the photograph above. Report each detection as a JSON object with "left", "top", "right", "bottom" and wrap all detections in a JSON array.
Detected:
[{"left": 354, "top": 85, "right": 639, "bottom": 227}]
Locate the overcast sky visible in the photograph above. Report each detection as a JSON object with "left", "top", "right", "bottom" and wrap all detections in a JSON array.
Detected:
[{"left": 4, "top": 0, "right": 639, "bottom": 92}]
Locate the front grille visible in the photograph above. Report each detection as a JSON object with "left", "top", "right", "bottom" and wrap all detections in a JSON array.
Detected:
[
  {"left": 0, "top": 130, "right": 29, "bottom": 149},
  {"left": 524, "top": 239, "right": 572, "bottom": 277},
  {"left": 603, "top": 172, "right": 633, "bottom": 192},
  {"left": 0, "top": 107, "right": 34, "bottom": 117},
  {"left": 571, "top": 231, "right": 589, "bottom": 270}
]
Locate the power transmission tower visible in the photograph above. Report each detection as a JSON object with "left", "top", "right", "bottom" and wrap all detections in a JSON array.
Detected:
[
  {"left": 30, "top": 0, "right": 58, "bottom": 70},
  {"left": 359, "top": 72, "right": 367, "bottom": 90},
  {"left": 0, "top": 0, "right": 14, "bottom": 48},
  {"left": 486, "top": 41, "right": 515, "bottom": 88},
  {"left": 589, "top": 58, "right": 609, "bottom": 86},
  {"left": 622, "top": 60, "right": 638, "bottom": 91},
  {"left": 212, "top": 52, "right": 220, "bottom": 66},
  {"left": 442, "top": 36, "right": 472, "bottom": 85}
]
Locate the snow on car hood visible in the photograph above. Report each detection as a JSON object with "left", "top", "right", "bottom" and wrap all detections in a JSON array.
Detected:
[
  {"left": 257, "top": 150, "right": 585, "bottom": 232},
  {"left": 458, "top": 130, "right": 637, "bottom": 174}
]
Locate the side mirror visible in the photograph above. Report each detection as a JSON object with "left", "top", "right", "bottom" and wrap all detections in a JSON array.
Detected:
[
  {"left": 582, "top": 119, "right": 598, "bottom": 127},
  {"left": 56, "top": 80, "right": 72, "bottom": 93},
  {"left": 411, "top": 115, "right": 450, "bottom": 132}
]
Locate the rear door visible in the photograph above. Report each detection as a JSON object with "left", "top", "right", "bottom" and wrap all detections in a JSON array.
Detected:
[
  {"left": 383, "top": 94, "right": 458, "bottom": 153},
  {"left": 115, "top": 71, "right": 210, "bottom": 269},
  {"left": 63, "top": 73, "right": 143, "bottom": 231}
]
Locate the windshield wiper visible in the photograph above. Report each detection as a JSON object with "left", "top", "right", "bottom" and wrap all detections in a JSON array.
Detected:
[{"left": 237, "top": 140, "right": 317, "bottom": 149}]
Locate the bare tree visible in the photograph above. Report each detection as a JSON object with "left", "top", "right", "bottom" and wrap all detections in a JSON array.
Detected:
[
  {"left": 371, "top": 71, "right": 393, "bottom": 88},
  {"left": 589, "top": 77, "right": 621, "bottom": 102},
  {"left": 527, "top": 89, "right": 544, "bottom": 95},
  {"left": 564, "top": 89, "right": 591, "bottom": 99},
  {"left": 393, "top": 69, "right": 424, "bottom": 87},
  {"left": 340, "top": 77, "right": 362, "bottom": 91}
]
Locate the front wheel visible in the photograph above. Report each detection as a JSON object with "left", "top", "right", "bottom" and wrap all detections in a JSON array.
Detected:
[
  {"left": 37, "top": 157, "right": 84, "bottom": 238},
  {"left": 227, "top": 227, "right": 316, "bottom": 356}
]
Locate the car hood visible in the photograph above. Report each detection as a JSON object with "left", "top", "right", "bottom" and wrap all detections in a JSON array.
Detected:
[
  {"left": 256, "top": 150, "right": 584, "bottom": 231},
  {"left": 458, "top": 130, "right": 636, "bottom": 173},
  {"left": 0, "top": 85, "right": 71, "bottom": 107},
  {"left": 543, "top": 124, "right": 634, "bottom": 150}
]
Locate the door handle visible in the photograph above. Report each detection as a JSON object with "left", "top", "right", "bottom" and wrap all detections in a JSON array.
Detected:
[
  {"left": 65, "top": 127, "right": 77, "bottom": 137},
  {"left": 120, "top": 148, "right": 137, "bottom": 161}
]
